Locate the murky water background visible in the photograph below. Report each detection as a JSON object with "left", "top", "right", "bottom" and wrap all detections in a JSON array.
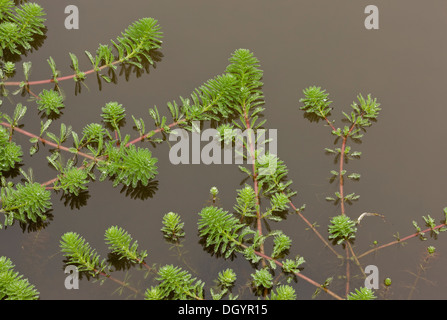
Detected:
[{"left": 1, "top": 0, "right": 447, "bottom": 299}]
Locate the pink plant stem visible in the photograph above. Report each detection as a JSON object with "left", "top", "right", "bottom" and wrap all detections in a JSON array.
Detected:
[
  {"left": 357, "top": 223, "right": 447, "bottom": 259},
  {"left": 288, "top": 200, "right": 341, "bottom": 257},
  {"left": 3, "top": 116, "right": 184, "bottom": 189},
  {"left": 41, "top": 176, "right": 61, "bottom": 187},
  {"left": 93, "top": 269, "right": 140, "bottom": 295},
  {"left": 0, "top": 122, "right": 97, "bottom": 161},
  {"left": 339, "top": 136, "right": 347, "bottom": 215},
  {"left": 248, "top": 245, "right": 343, "bottom": 300},
  {"left": 242, "top": 106, "right": 264, "bottom": 256},
  {"left": 347, "top": 241, "right": 365, "bottom": 276},
  {"left": 125, "top": 120, "right": 184, "bottom": 147},
  {"left": 2, "top": 62, "right": 118, "bottom": 87},
  {"left": 322, "top": 113, "right": 362, "bottom": 216},
  {"left": 338, "top": 123, "right": 357, "bottom": 216},
  {"left": 322, "top": 113, "right": 364, "bottom": 296},
  {"left": 345, "top": 245, "right": 350, "bottom": 297},
  {"left": 322, "top": 113, "right": 345, "bottom": 214}
]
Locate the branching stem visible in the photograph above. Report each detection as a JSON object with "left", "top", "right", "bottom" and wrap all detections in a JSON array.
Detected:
[
  {"left": 242, "top": 103, "right": 265, "bottom": 263},
  {"left": 0, "top": 122, "right": 97, "bottom": 161},
  {"left": 239, "top": 242, "right": 343, "bottom": 300},
  {"left": 288, "top": 200, "right": 341, "bottom": 258},
  {"left": 357, "top": 223, "right": 447, "bottom": 259}
]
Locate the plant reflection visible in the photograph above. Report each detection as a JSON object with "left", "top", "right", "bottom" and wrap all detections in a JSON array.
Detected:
[
  {"left": 60, "top": 189, "right": 91, "bottom": 210},
  {"left": 119, "top": 179, "right": 159, "bottom": 200}
]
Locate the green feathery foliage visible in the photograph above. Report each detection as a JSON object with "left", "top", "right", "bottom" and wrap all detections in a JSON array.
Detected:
[
  {"left": 1, "top": 60, "right": 14, "bottom": 77},
  {"left": 271, "top": 232, "right": 292, "bottom": 259},
  {"left": 299, "top": 86, "right": 332, "bottom": 120},
  {"left": 0, "top": 256, "right": 39, "bottom": 300},
  {"left": 217, "top": 268, "right": 237, "bottom": 288},
  {"left": 60, "top": 232, "right": 109, "bottom": 276},
  {"left": 165, "top": 48, "right": 266, "bottom": 133},
  {"left": 45, "top": 122, "right": 72, "bottom": 147},
  {"left": 105, "top": 226, "right": 148, "bottom": 263},
  {"left": 216, "top": 123, "right": 237, "bottom": 144},
  {"left": 233, "top": 184, "right": 257, "bottom": 219},
  {"left": 427, "top": 245, "right": 436, "bottom": 255},
  {"left": 2, "top": 103, "right": 26, "bottom": 129},
  {"left": 87, "top": 44, "right": 114, "bottom": 71},
  {"left": 0, "top": 125, "right": 22, "bottom": 171},
  {"left": 0, "top": 181, "right": 51, "bottom": 227},
  {"left": 198, "top": 206, "right": 248, "bottom": 258},
  {"left": 161, "top": 211, "right": 185, "bottom": 241},
  {"left": 167, "top": 73, "right": 238, "bottom": 129},
  {"left": 0, "top": 1, "right": 46, "bottom": 57},
  {"left": 53, "top": 162, "right": 89, "bottom": 196},
  {"left": 98, "top": 142, "right": 158, "bottom": 188},
  {"left": 300, "top": 87, "right": 380, "bottom": 206},
  {"left": 251, "top": 268, "right": 273, "bottom": 289},
  {"left": 256, "top": 153, "right": 294, "bottom": 196},
  {"left": 80, "top": 123, "right": 106, "bottom": 144},
  {"left": 210, "top": 268, "right": 238, "bottom": 300},
  {"left": 101, "top": 101, "right": 126, "bottom": 130},
  {"left": 0, "top": 0, "right": 14, "bottom": 20},
  {"left": 225, "top": 48, "right": 264, "bottom": 109},
  {"left": 145, "top": 265, "right": 204, "bottom": 300},
  {"left": 328, "top": 215, "right": 357, "bottom": 245},
  {"left": 423, "top": 215, "right": 439, "bottom": 235},
  {"left": 36, "top": 89, "right": 64, "bottom": 116},
  {"left": 281, "top": 256, "right": 305, "bottom": 274},
  {"left": 347, "top": 287, "right": 377, "bottom": 300},
  {"left": 223, "top": 49, "right": 268, "bottom": 167},
  {"left": 59, "top": 226, "right": 245, "bottom": 301},
  {"left": 268, "top": 285, "right": 296, "bottom": 300},
  {"left": 270, "top": 192, "right": 290, "bottom": 211},
  {"left": 84, "top": 17, "right": 162, "bottom": 83},
  {"left": 69, "top": 52, "right": 85, "bottom": 81},
  {"left": 325, "top": 93, "right": 381, "bottom": 142},
  {"left": 111, "top": 17, "right": 162, "bottom": 66}
]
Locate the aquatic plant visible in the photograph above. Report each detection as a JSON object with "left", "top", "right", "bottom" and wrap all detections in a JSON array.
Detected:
[
  {"left": 0, "top": 1, "right": 45, "bottom": 57},
  {"left": 328, "top": 215, "right": 357, "bottom": 245},
  {"left": 1, "top": 1, "right": 447, "bottom": 301},
  {"left": 346, "top": 287, "right": 376, "bottom": 300},
  {"left": 0, "top": 256, "right": 39, "bottom": 300}
]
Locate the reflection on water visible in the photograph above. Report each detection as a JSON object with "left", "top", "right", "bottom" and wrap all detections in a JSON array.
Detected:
[{"left": 1, "top": 0, "right": 447, "bottom": 300}]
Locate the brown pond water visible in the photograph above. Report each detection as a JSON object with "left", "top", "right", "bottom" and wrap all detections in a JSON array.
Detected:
[{"left": 1, "top": 0, "right": 447, "bottom": 300}]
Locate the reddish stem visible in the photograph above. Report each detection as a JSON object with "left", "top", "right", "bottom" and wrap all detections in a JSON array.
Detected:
[
  {"left": 2, "top": 62, "right": 118, "bottom": 87},
  {"left": 92, "top": 269, "right": 140, "bottom": 295},
  {"left": 242, "top": 106, "right": 264, "bottom": 257},
  {"left": 338, "top": 121, "right": 359, "bottom": 216},
  {"left": 345, "top": 245, "right": 350, "bottom": 297},
  {"left": 2, "top": 116, "right": 185, "bottom": 191},
  {"left": 357, "top": 223, "right": 447, "bottom": 259},
  {"left": 288, "top": 200, "right": 341, "bottom": 257},
  {"left": 125, "top": 120, "right": 184, "bottom": 147},
  {"left": 248, "top": 245, "right": 343, "bottom": 300},
  {"left": 322, "top": 116, "right": 336, "bottom": 132},
  {"left": 0, "top": 122, "right": 97, "bottom": 161},
  {"left": 339, "top": 136, "right": 347, "bottom": 215}
]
